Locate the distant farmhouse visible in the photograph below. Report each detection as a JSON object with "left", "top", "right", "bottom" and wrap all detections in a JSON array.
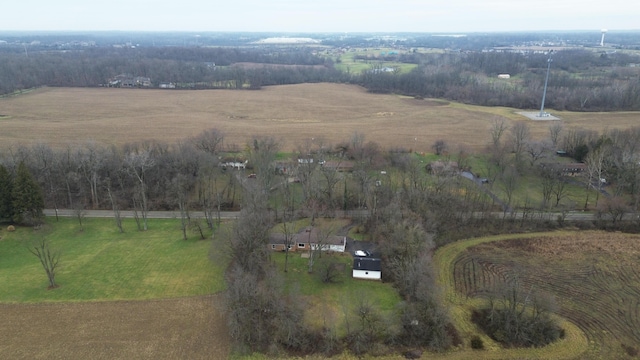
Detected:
[
  {"left": 322, "top": 160, "right": 355, "bottom": 172},
  {"left": 540, "top": 162, "right": 587, "bottom": 176},
  {"left": 426, "top": 160, "right": 459, "bottom": 175},
  {"left": 158, "top": 82, "right": 176, "bottom": 89},
  {"left": 108, "top": 74, "right": 151, "bottom": 88},
  {"left": 219, "top": 157, "right": 248, "bottom": 170}
]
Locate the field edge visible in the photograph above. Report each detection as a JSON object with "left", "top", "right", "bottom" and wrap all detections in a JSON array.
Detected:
[{"left": 433, "top": 231, "right": 590, "bottom": 360}]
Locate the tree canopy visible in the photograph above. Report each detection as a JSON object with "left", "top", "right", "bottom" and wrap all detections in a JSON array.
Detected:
[{"left": 11, "top": 162, "right": 44, "bottom": 224}]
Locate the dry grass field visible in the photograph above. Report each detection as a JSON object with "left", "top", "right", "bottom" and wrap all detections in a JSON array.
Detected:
[
  {"left": 0, "top": 295, "right": 229, "bottom": 359},
  {"left": 3, "top": 85, "right": 640, "bottom": 359},
  {"left": 2, "top": 84, "right": 639, "bottom": 152}
]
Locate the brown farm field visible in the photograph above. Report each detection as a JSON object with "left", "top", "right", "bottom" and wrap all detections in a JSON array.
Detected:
[
  {"left": 1, "top": 84, "right": 639, "bottom": 151},
  {"left": 0, "top": 295, "right": 230, "bottom": 359},
  {"left": 447, "top": 231, "right": 640, "bottom": 359}
]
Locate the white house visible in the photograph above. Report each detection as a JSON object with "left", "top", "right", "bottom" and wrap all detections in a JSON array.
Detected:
[{"left": 352, "top": 258, "right": 381, "bottom": 280}]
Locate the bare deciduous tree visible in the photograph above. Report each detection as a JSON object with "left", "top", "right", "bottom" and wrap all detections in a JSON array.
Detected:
[
  {"left": 510, "top": 122, "right": 531, "bottom": 166},
  {"left": 597, "top": 196, "right": 630, "bottom": 224},
  {"left": 432, "top": 139, "right": 448, "bottom": 156},
  {"left": 584, "top": 145, "right": 609, "bottom": 208},
  {"left": 489, "top": 118, "right": 508, "bottom": 148},
  {"left": 73, "top": 205, "right": 86, "bottom": 231},
  {"left": 316, "top": 256, "right": 344, "bottom": 283},
  {"left": 105, "top": 178, "right": 124, "bottom": 233},
  {"left": 548, "top": 122, "right": 563, "bottom": 149},
  {"left": 28, "top": 237, "right": 60, "bottom": 289},
  {"left": 76, "top": 142, "right": 106, "bottom": 210},
  {"left": 525, "top": 141, "right": 551, "bottom": 167},
  {"left": 248, "top": 136, "right": 280, "bottom": 193},
  {"left": 124, "top": 149, "right": 155, "bottom": 231},
  {"left": 191, "top": 128, "right": 224, "bottom": 155},
  {"left": 498, "top": 167, "right": 518, "bottom": 215}
]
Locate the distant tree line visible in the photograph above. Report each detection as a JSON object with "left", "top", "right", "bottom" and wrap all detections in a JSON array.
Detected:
[
  {"left": 355, "top": 49, "right": 640, "bottom": 111},
  {"left": 0, "top": 46, "right": 341, "bottom": 94},
  {"left": 2, "top": 45, "right": 639, "bottom": 111}
]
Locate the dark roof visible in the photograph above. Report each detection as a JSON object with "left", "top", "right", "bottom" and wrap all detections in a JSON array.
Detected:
[
  {"left": 269, "top": 228, "right": 345, "bottom": 246},
  {"left": 322, "top": 161, "right": 355, "bottom": 170},
  {"left": 353, "top": 258, "right": 381, "bottom": 271}
]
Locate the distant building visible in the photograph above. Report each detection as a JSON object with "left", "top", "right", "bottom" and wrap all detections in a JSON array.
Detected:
[
  {"left": 498, "top": 74, "right": 511, "bottom": 79},
  {"left": 108, "top": 74, "right": 151, "bottom": 88},
  {"left": 322, "top": 161, "right": 354, "bottom": 172},
  {"left": 426, "top": 161, "right": 459, "bottom": 175},
  {"left": 540, "top": 162, "right": 587, "bottom": 176},
  {"left": 159, "top": 82, "right": 176, "bottom": 89}
]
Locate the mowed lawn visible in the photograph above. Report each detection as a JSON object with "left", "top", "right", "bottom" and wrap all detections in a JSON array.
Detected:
[
  {"left": 0, "top": 217, "right": 226, "bottom": 303},
  {"left": 2, "top": 84, "right": 639, "bottom": 152},
  {"left": 271, "top": 251, "right": 401, "bottom": 336}
]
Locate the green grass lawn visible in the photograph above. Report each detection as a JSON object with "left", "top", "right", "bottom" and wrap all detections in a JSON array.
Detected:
[
  {"left": 0, "top": 217, "right": 227, "bottom": 303},
  {"left": 270, "top": 250, "right": 400, "bottom": 333}
]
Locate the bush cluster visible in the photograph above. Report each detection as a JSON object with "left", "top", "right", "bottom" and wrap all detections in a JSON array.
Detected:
[{"left": 471, "top": 280, "right": 564, "bottom": 348}]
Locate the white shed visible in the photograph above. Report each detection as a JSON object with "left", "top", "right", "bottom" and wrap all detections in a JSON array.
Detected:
[{"left": 352, "top": 258, "right": 381, "bottom": 280}]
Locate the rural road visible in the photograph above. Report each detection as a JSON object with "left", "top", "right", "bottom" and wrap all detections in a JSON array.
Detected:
[
  {"left": 43, "top": 209, "right": 241, "bottom": 219},
  {"left": 43, "top": 209, "right": 638, "bottom": 222}
]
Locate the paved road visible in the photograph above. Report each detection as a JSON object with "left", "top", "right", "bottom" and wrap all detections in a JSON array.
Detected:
[
  {"left": 43, "top": 209, "right": 240, "bottom": 219},
  {"left": 43, "top": 208, "right": 638, "bottom": 222}
]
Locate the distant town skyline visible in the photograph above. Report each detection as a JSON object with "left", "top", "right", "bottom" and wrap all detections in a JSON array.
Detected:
[{"left": 2, "top": 0, "right": 638, "bottom": 33}]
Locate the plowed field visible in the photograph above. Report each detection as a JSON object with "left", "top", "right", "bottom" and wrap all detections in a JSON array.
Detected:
[
  {"left": 0, "top": 295, "right": 229, "bottom": 359},
  {"left": 2, "top": 84, "right": 638, "bottom": 151},
  {"left": 453, "top": 231, "right": 640, "bottom": 359}
]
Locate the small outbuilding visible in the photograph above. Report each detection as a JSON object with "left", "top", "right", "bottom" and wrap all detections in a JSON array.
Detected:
[{"left": 352, "top": 257, "right": 381, "bottom": 280}]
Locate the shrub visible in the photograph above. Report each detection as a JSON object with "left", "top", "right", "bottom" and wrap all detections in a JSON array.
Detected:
[
  {"left": 7, "top": 225, "right": 15, "bottom": 232},
  {"left": 622, "top": 343, "right": 639, "bottom": 357},
  {"left": 471, "top": 279, "right": 563, "bottom": 348},
  {"left": 470, "top": 335, "right": 484, "bottom": 349}
]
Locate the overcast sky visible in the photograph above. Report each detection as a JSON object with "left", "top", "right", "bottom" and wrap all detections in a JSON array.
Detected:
[{"left": 1, "top": 0, "right": 638, "bottom": 33}]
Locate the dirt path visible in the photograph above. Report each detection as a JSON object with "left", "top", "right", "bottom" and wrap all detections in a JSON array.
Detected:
[{"left": 1, "top": 295, "right": 229, "bottom": 359}]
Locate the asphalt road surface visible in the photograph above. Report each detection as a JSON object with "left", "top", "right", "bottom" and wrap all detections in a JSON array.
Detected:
[{"left": 43, "top": 208, "right": 638, "bottom": 222}]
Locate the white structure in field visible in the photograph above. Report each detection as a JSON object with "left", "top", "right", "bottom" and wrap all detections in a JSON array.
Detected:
[{"left": 601, "top": 29, "right": 608, "bottom": 47}]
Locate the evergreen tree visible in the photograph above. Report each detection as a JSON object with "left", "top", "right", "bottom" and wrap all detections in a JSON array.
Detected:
[
  {"left": 12, "top": 162, "right": 44, "bottom": 224},
  {"left": 0, "top": 165, "right": 13, "bottom": 221}
]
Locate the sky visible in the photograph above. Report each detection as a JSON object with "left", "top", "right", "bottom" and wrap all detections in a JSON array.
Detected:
[{"left": 1, "top": 0, "right": 638, "bottom": 33}]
